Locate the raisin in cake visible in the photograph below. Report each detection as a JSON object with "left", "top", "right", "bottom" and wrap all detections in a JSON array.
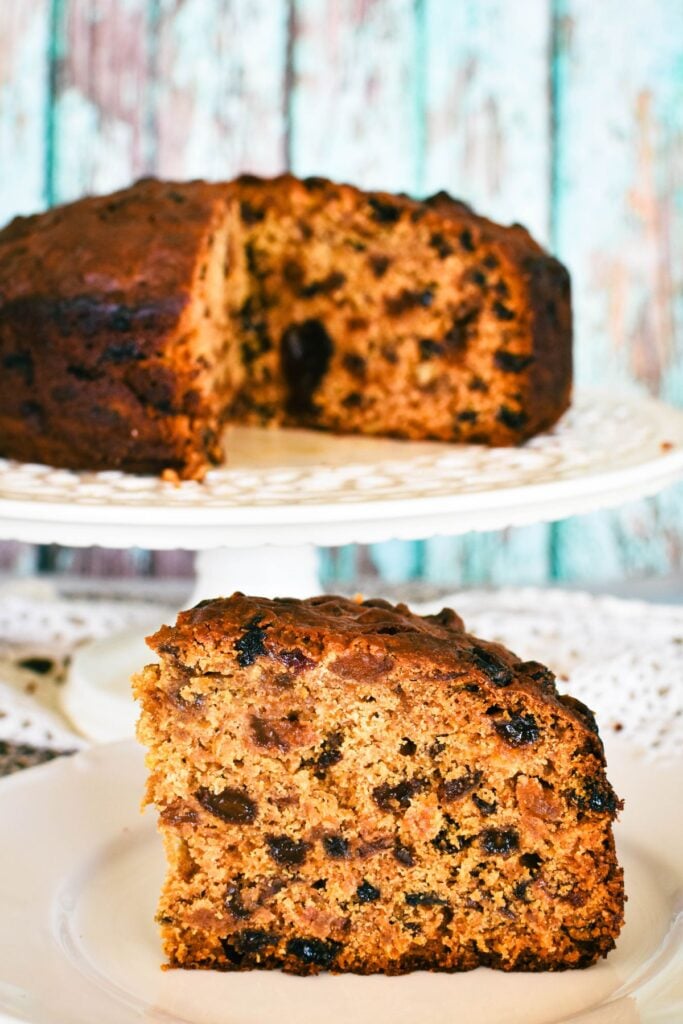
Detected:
[
  {"left": 0, "top": 175, "right": 572, "bottom": 478},
  {"left": 134, "top": 594, "right": 624, "bottom": 975}
]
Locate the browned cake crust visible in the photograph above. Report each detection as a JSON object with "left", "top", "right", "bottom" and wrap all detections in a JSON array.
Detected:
[
  {"left": 0, "top": 175, "right": 571, "bottom": 477},
  {"left": 134, "top": 594, "right": 624, "bottom": 975},
  {"left": 0, "top": 179, "right": 242, "bottom": 476}
]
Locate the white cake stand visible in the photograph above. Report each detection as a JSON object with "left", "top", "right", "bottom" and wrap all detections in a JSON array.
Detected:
[{"left": 1, "top": 389, "right": 682, "bottom": 740}]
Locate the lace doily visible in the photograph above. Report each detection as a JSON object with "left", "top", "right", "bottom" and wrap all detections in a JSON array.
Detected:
[
  {"left": 0, "top": 585, "right": 680, "bottom": 768},
  {"left": 0, "top": 582, "right": 170, "bottom": 756}
]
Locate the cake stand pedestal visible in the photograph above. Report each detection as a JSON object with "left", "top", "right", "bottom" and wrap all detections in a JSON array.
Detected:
[
  {"left": 190, "top": 544, "right": 320, "bottom": 602},
  {"left": 1, "top": 389, "right": 682, "bottom": 741}
]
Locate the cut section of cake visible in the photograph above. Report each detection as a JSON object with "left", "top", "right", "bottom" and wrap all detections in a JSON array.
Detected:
[
  {"left": 134, "top": 594, "right": 624, "bottom": 975},
  {"left": 229, "top": 176, "right": 572, "bottom": 449},
  {"left": 0, "top": 174, "right": 572, "bottom": 478}
]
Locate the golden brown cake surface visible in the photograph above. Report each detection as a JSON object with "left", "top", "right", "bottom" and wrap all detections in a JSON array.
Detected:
[
  {"left": 0, "top": 175, "right": 572, "bottom": 477},
  {"left": 134, "top": 594, "right": 624, "bottom": 975}
]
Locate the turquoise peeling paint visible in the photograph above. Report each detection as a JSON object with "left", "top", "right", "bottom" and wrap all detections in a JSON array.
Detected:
[{"left": 45, "top": 0, "right": 65, "bottom": 208}]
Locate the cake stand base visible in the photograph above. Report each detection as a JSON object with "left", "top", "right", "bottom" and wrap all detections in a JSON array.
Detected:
[{"left": 61, "top": 543, "right": 321, "bottom": 742}]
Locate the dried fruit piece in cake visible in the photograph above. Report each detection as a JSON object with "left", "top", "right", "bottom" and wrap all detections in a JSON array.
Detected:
[{"left": 134, "top": 593, "right": 624, "bottom": 975}]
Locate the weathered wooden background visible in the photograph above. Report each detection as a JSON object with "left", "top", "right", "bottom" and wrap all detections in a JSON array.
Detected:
[{"left": 0, "top": 0, "right": 681, "bottom": 589}]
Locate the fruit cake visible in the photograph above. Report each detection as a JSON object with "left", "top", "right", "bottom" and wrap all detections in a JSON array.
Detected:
[
  {"left": 0, "top": 175, "right": 572, "bottom": 478},
  {"left": 134, "top": 593, "right": 624, "bottom": 975}
]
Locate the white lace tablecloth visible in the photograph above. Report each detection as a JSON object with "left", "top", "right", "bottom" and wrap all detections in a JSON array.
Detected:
[
  {"left": 0, "top": 581, "right": 172, "bottom": 772},
  {"left": 0, "top": 583, "right": 681, "bottom": 773}
]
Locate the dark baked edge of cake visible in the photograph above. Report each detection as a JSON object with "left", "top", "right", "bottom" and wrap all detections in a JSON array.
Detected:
[{"left": 164, "top": 920, "right": 620, "bottom": 975}]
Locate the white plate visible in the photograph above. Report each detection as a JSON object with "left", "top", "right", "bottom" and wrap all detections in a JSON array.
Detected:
[
  {"left": 0, "top": 739, "right": 681, "bottom": 1024},
  {"left": 0, "top": 390, "right": 682, "bottom": 548}
]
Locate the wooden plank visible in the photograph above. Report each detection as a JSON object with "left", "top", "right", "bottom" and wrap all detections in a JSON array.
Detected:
[
  {"left": 551, "top": 0, "right": 683, "bottom": 582},
  {"left": 61, "top": 548, "right": 191, "bottom": 579},
  {"left": 0, "top": 2, "right": 51, "bottom": 575},
  {"left": 319, "top": 545, "right": 361, "bottom": 588},
  {"left": 289, "top": 0, "right": 422, "bottom": 192},
  {"left": 288, "top": 0, "right": 423, "bottom": 583},
  {"left": 419, "top": 0, "right": 554, "bottom": 587},
  {"left": 422, "top": 0, "right": 553, "bottom": 243},
  {"left": 423, "top": 526, "right": 556, "bottom": 589},
  {"left": 290, "top": 0, "right": 557, "bottom": 589},
  {"left": 0, "top": 543, "right": 38, "bottom": 576},
  {"left": 151, "top": 0, "right": 290, "bottom": 582},
  {"left": 49, "top": 0, "right": 155, "bottom": 204},
  {"left": 150, "top": 550, "right": 195, "bottom": 578},
  {"left": 44, "top": 0, "right": 156, "bottom": 576},
  {"left": 154, "top": 0, "right": 290, "bottom": 180},
  {"left": 0, "top": 2, "right": 51, "bottom": 221}
]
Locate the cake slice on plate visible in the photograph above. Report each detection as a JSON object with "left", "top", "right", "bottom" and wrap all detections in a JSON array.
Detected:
[{"left": 134, "top": 593, "right": 623, "bottom": 974}]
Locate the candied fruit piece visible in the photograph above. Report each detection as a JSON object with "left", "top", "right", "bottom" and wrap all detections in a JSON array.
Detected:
[
  {"left": 195, "top": 787, "right": 257, "bottom": 824},
  {"left": 497, "top": 406, "right": 528, "bottom": 431},
  {"left": 494, "top": 713, "right": 539, "bottom": 747},
  {"left": 368, "top": 196, "right": 401, "bottom": 224},
  {"left": 481, "top": 828, "right": 519, "bottom": 855},
  {"left": 266, "top": 834, "right": 309, "bottom": 866},
  {"left": 472, "top": 793, "right": 497, "bottom": 816},
  {"left": 513, "top": 881, "right": 530, "bottom": 901},
  {"left": 520, "top": 852, "right": 543, "bottom": 874},
  {"left": 393, "top": 842, "right": 415, "bottom": 866},
  {"left": 276, "top": 648, "right": 315, "bottom": 674},
  {"left": 459, "top": 228, "right": 475, "bottom": 251},
  {"left": 470, "top": 644, "right": 514, "bottom": 687},
  {"left": 250, "top": 715, "right": 287, "bottom": 751},
  {"left": 286, "top": 937, "right": 342, "bottom": 968},
  {"left": 372, "top": 777, "right": 428, "bottom": 811},
  {"left": 220, "top": 930, "right": 279, "bottom": 965},
  {"left": 224, "top": 881, "right": 252, "bottom": 919},
  {"left": 323, "top": 834, "right": 349, "bottom": 859},
  {"left": 440, "top": 769, "right": 482, "bottom": 801},
  {"left": 302, "top": 732, "right": 344, "bottom": 779},
  {"left": 356, "top": 880, "right": 381, "bottom": 903},
  {"left": 368, "top": 254, "right": 390, "bottom": 277},
  {"left": 494, "top": 350, "right": 534, "bottom": 373},
  {"left": 405, "top": 891, "right": 448, "bottom": 907},
  {"left": 569, "top": 778, "right": 619, "bottom": 815},
  {"left": 429, "top": 232, "right": 454, "bottom": 259},
  {"left": 493, "top": 300, "right": 515, "bottom": 321},
  {"left": 234, "top": 615, "right": 268, "bottom": 667},
  {"left": 280, "top": 319, "right": 333, "bottom": 414},
  {"left": 432, "top": 820, "right": 475, "bottom": 855}
]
